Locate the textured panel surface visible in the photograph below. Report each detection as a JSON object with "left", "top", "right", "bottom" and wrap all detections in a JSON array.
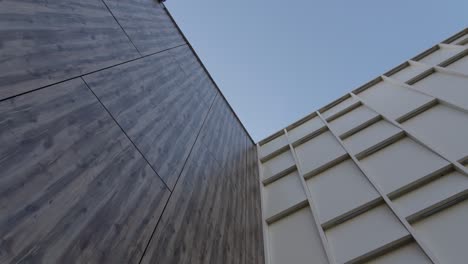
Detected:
[
  {"left": 140, "top": 139, "right": 264, "bottom": 264},
  {"left": 170, "top": 45, "right": 218, "bottom": 106},
  {"left": 306, "top": 159, "right": 379, "bottom": 223},
  {"left": 84, "top": 52, "right": 211, "bottom": 189},
  {"left": 268, "top": 207, "right": 329, "bottom": 264},
  {"left": 258, "top": 30, "right": 468, "bottom": 264},
  {"left": 413, "top": 72, "right": 468, "bottom": 110},
  {"left": 402, "top": 104, "right": 468, "bottom": 161},
  {"left": 0, "top": 0, "right": 139, "bottom": 100},
  {"left": 389, "top": 63, "right": 431, "bottom": 83},
  {"left": 104, "top": 0, "right": 185, "bottom": 55},
  {"left": 0, "top": 79, "right": 170, "bottom": 264},
  {"left": 326, "top": 205, "right": 408, "bottom": 263},
  {"left": 0, "top": 2, "right": 264, "bottom": 263},
  {"left": 259, "top": 134, "right": 288, "bottom": 158},
  {"left": 328, "top": 105, "right": 379, "bottom": 136},
  {"left": 358, "top": 81, "right": 434, "bottom": 120},
  {"left": 287, "top": 116, "right": 325, "bottom": 143},
  {"left": 262, "top": 151, "right": 295, "bottom": 180},
  {"left": 295, "top": 131, "right": 346, "bottom": 175},
  {"left": 393, "top": 170, "right": 468, "bottom": 218},
  {"left": 322, "top": 97, "right": 358, "bottom": 119},
  {"left": 264, "top": 171, "right": 306, "bottom": 219},
  {"left": 343, "top": 120, "right": 402, "bottom": 155},
  {"left": 413, "top": 200, "right": 468, "bottom": 264},
  {"left": 360, "top": 137, "right": 450, "bottom": 194},
  {"left": 365, "top": 243, "right": 431, "bottom": 264}
]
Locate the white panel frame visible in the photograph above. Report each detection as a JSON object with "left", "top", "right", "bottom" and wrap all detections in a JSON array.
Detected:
[
  {"left": 316, "top": 111, "right": 441, "bottom": 264},
  {"left": 283, "top": 129, "right": 338, "bottom": 264},
  {"left": 257, "top": 29, "right": 468, "bottom": 264}
]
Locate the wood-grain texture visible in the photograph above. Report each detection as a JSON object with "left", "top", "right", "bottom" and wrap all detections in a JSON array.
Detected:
[
  {"left": 0, "top": 1, "right": 264, "bottom": 263},
  {"left": 140, "top": 133, "right": 263, "bottom": 264},
  {"left": 170, "top": 45, "right": 218, "bottom": 106},
  {"left": 0, "top": 0, "right": 139, "bottom": 101},
  {"left": 103, "top": 0, "right": 186, "bottom": 55},
  {"left": 83, "top": 51, "right": 212, "bottom": 190},
  {"left": 0, "top": 79, "right": 170, "bottom": 263}
]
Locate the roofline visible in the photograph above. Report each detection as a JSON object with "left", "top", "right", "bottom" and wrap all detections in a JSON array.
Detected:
[{"left": 258, "top": 27, "right": 468, "bottom": 145}]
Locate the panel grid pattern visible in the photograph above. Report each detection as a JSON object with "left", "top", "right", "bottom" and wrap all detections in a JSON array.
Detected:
[
  {"left": 258, "top": 28, "right": 468, "bottom": 264},
  {"left": 0, "top": 1, "right": 264, "bottom": 263}
]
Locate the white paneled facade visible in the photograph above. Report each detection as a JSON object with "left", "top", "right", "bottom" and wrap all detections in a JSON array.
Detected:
[{"left": 257, "top": 29, "right": 468, "bottom": 264}]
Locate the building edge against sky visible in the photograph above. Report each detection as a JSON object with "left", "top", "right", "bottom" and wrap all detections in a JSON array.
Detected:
[
  {"left": 257, "top": 28, "right": 468, "bottom": 264},
  {"left": 0, "top": 1, "right": 264, "bottom": 263}
]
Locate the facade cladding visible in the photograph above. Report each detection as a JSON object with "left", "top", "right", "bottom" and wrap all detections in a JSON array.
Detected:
[
  {"left": 258, "top": 29, "right": 468, "bottom": 264},
  {"left": 0, "top": 1, "right": 264, "bottom": 264},
  {"left": 0, "top": 1, "right": 467, "bottom": 264}
]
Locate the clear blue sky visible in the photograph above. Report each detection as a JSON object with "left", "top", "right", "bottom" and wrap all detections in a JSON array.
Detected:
[{"left": 166, "top": 1, "right": 468, "bottom": 142}]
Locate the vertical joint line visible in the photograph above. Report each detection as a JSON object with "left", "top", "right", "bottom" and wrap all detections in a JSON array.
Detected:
[
  {"left": 283, "top": 128, "right": 337, "bottom": 264},
  {"left": 81, "top": 77, "right": 171, "bottom": 192},
  {"left": 100, "top": 0, "right": 143, "bottom": 56},
  {"left": 136, "top": 91, "right": 218, "bottom": 264}
]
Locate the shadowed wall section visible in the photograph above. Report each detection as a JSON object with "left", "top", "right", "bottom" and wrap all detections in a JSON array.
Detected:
[{"left": 0, "top": 0, "right": 264, "bottom": 263}]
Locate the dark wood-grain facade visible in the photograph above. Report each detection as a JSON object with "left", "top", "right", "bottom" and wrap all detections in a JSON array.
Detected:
[{"left": 0, "top": 0, "right": 264, "bottom": 263}]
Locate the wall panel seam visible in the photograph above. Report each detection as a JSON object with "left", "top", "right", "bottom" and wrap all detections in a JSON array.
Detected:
[
  {"left": 99, "top": 0, "right": 143, "bottom": 56},
  {"left": 0, "top": 43, "right": 188, "bottom": 104},
  {"left": 316, "top": 110, "right": 441, "bottom": 264},
  {"left": 136, "top": 86, "right": 218, "bottom": 264},
  {"left": 349, "top": 93, "right": 468, "bottom": 175},
  {"left": 81, "top": 76, "right": 171, "bottom": 191},
  {"left": 283, "top": 129, "right": 338, "bottom": 264}
]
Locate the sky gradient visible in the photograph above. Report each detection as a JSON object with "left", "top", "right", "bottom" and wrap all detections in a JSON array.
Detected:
[{"left": 166, "top": 1, "right": 468, "bottom": 142}]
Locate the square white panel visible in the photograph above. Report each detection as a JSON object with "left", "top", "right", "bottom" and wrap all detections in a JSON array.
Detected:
[
  {"left": 268, "top": 207, "right": 329, "bottom": 264},
  {"left": 418, "top": 46, "right": 464, "bottom": 65},
  {"left": 365, "top": 243, "right": 431, "bottom": 264},
  {"left": 326, "top": 204, "right": 409, "bottom": 264},
  {"left": 413, "top": 200, "right": 468, "bottom": 264},
  {"left": 402, "top": 104, "right": 468, "bottom": 161},
  {"left": 287, "top": 116, "right": 325, "bottom": 143},
  {"left": 328, "top": 105, "right": 379, "bottom": 137},
  {"left": 358, "top": 80, "right": 434, "bottom": 120},
  {"left": 322, "top": 96, "right": 358, "bottom": 119},
  {"left": 389, "top": 63, "right": 431, "bottom": 83},
  {"left": 262, "top": 150, "right": 295, "bottom": 180},
  {"left": 343, "top": 120, "right": 402, "bottom": 155},
  {"left": 445, "top": 55, "right": 468, "bottom": 74},
  {"left": 306, "top": 159, "right": 380, "bottom": 223},
  {"left": 264, "top": 171, "right": 307, "bottom": 219},
  {"left": 259, "top": 134, "right": 288, "bottom": 158},
  {"left": 360, "top": 137, "right": 450, "bottom": 194},
  {"left": 412, "top": 71, "right": 468, "bottom": 110},
  {"left": 393, "top": 170, "right": 468, "bottom": 218},
  {"left": 295, "top": 131, "right": 346, "bottom": 175}
]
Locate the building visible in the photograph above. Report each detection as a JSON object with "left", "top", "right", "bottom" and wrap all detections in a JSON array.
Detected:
[
  {"left": 257, "top": 29, "right": 468, "bottom": 264},
  {"left": 0, "top": 1, "right": 467, "bottom": 264},
  {"left": 0, "top": 1, "right": 263, "bottom": 263}
]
